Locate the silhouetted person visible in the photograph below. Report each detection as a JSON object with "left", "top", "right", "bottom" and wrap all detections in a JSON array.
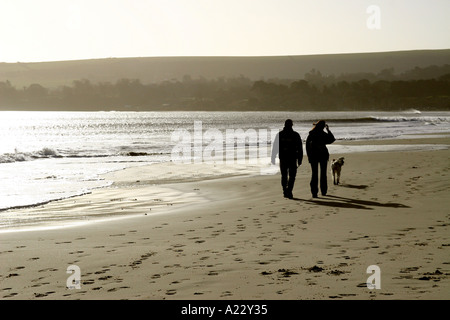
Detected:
[
  {"left": 271, "top": 119, "right": 303, "bottom": 199},
  {"left": 306, "top": 120, "right": 335, "bottom": 198}
]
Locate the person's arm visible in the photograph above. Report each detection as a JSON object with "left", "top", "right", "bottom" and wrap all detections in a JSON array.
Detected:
[
  {"left": 305, "top": 134, "right": 312, "bottom": 162},
  {"left": 297, "top": 133, "right": 303, "bottom": 166},
  {"left": 325, "top": 125, "right": 336, "bottom": 144}
]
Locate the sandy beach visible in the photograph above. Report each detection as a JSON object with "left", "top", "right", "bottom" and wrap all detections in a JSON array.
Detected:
[{"left": 1, "top": 136, "right": 449, "bottom": 300}]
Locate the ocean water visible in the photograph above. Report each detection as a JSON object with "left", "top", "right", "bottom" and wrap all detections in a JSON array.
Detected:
[{"left": 0, "top": 110, "right": 449, "bottom": 229}]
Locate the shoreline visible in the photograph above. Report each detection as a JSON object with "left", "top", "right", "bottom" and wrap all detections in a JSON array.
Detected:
[
  {"left": 1, "top": 136, "right": 449, "bottom": 300},
  {"left": 337, "top": 132, "right": 450, "bottom": 145},
  {"left": 1, "top": 133, "right": 449, "bottom": 233}
]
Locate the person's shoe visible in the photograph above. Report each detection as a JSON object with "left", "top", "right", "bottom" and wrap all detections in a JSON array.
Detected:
[
  {"left": 312, "top": 194, "right": 318, "bottom": 198},
  {"left": 284, "top": 189, "right": 294, "bottom": 199}
]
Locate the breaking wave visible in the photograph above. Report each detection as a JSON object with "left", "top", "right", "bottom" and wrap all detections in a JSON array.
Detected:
[
  {"left": 0, "top": 147, "right": 170, "bottom": 164},
  {"left": 0, "top": 148, "right": 61, "bottom": 164},
  {"left": 329, "top": 115, "right": 449, "bottom": 124}
]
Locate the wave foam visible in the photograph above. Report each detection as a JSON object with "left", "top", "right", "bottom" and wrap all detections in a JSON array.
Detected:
[{"left": 0, "top": 148, "right": 61, "bottom": 163}]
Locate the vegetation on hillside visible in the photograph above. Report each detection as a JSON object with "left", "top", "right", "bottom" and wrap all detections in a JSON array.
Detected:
[{"left": 1, "top": 65, "right": 449, "bottom": 111}]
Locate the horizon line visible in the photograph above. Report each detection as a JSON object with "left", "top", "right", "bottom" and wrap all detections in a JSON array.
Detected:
[{"left": 2, "top": 48, "right": 449, "bottom": 64}]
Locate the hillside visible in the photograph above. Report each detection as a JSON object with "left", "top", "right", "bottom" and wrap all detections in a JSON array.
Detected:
[{"left": 1, "top": 49, "right": 449, "bottom": 88}]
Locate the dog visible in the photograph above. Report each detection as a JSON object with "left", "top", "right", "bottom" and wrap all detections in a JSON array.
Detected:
[{"left": 331, "top": 157, "right": 345, "bottom": 185}]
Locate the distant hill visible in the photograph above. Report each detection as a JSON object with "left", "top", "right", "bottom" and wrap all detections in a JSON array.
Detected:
[{"left": 1, "top": 49, "right": 449, "bottom": 88}]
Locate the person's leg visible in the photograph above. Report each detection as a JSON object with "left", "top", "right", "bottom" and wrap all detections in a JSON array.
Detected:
[
  {"left": 280, "top": 159, "right": 288, "bottom": 196},
  {"left": 286, "top": 159, "right": 297, "bottom": 198},
  {"left": 319, "top": 159, "right": 328, "bottom": 196},
  {"left": 309, "top": 161, "right": 319, "bottom": 197}
]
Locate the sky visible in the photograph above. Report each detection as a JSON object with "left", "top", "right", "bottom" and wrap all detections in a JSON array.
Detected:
[{"left": 0, "top": 0, "right": 449, "bottom": 63}]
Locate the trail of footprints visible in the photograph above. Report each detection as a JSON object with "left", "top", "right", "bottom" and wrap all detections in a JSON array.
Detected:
[{"left": 2, "top": 195, "right": 448, "bottom": 299}]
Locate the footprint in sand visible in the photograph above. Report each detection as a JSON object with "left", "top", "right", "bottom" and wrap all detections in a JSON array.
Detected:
[
  {"left": 38, "top": 268, "right": 58, "bottom": 273},
  {"left": 69, "top": 250, "right": 85, "bottom": 255},
  {"left": 220, "top": 291, "right": 233, "bottom": 297},
  {"left": 129, "top": 252, "right": 156, "bottom": 269},
  {"left": 82, "top": 279, "right": 95, "bottom": 285},
  {"left": 34, "top": 291, "right": 55, "bottom": 298},
  {"left": 3, "top": 292, "right": 19, "bottom": 298},
  {"left": 6, "top": 273, "right": 20, "bottom": 278},
  {"left": 94, "top": 269, "right": 110, "bottom": 275},
  {"left": 13, "top": 266, "right": 25, "bottom": 271},
  {"left": 166, "top": 289, "right": 177, "bottom": 296},
  {"left": 356, "top": 283, "right": 367, "bottom": 288},
  {"left": 328, "top": 270, "right": 347, "bottom": 276}
]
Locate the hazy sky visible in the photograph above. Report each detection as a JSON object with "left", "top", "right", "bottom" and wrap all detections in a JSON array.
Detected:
[{"left": 0, "top": 0, "right": 449, "bottom": 63}]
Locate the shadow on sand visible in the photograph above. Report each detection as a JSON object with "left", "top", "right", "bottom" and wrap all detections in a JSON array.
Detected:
[
  {"left": 340, "top": 183, "right": 369, "bottom": 190},
  {"left": 293, "top": 194, "right": 410, "bottom": 210}
]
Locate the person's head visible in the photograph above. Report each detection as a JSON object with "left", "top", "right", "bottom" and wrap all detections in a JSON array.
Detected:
[
  {"left": 284, "top": 119, "right": 293, "bottom": 129},
  {"left": 312, "top": 120, "right": 326, "bottom": 131}
]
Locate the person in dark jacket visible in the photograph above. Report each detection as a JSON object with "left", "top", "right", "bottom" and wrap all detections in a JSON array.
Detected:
[
  {"left": 306, "top": 120, "right": 335, "bottom": 198},
  {"left": 271, "top": 119, "right": 303, "bottom": 199}
]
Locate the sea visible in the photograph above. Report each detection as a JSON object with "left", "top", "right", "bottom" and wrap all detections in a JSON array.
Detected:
[{"left": 0, "top": 110, "right": 449, "bottom": 230}]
